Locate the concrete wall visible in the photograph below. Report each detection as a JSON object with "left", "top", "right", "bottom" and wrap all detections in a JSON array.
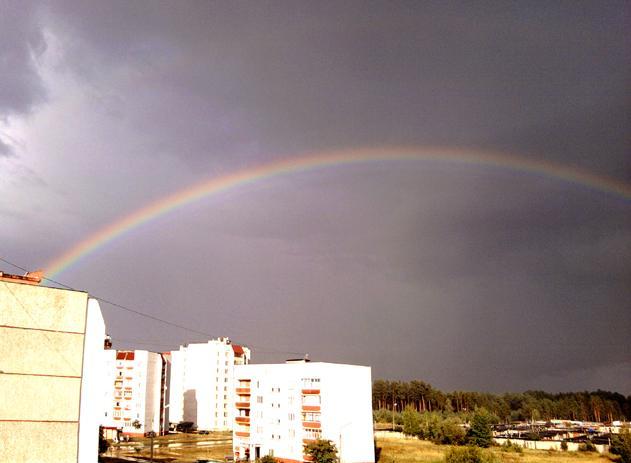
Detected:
[
  {"left": 0, "top": 281, "right": 102, "bottom": 463},
  {"left": 494, "top": 438, "right": 609, "bottom": 453},
  {"left": 78, "top": 298, "right": 106, "bottom": 463}
]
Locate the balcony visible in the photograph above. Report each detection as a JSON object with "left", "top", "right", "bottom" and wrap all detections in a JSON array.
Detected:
[
  {"left": 236, "top": 387, "right": 251, "bottom": 394},
  {"left": 302, "top": 405, "right": 321, "bottom": 412},
  {"left": 235, "top": 402, "right": 250, "bottom": 409},
  {"left": 302, "top": 421, "right": 321, "bottom": 429},
  {"left": 301, "top": 389, "right": 320, "bottom": 395},
  {"left": 235, "top": 431, "right": 250, "bottom": 438},
  {"left": 235, "top": 416, "right": 250, "bottom": 424}
]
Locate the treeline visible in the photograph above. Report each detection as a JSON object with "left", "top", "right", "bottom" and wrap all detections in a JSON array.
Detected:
[{"left": 373, "top": 380, "right": 631, "bottom": 422}]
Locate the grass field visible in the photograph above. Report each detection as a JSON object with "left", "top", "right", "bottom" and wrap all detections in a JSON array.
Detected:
[{"left": 376, "top": 437, "right": 612, "bottom": 463}]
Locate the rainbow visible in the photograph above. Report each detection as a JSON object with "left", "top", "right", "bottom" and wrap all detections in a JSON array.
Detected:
[{"left": 46, "top": 146, "right": 631, "bottom": 278}]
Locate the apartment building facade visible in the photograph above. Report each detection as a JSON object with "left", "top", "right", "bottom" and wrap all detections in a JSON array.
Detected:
[
  {"left": 169, "top": 337, "right": 251, "bottom": 431},
  {"left": 232, "top": 361, "right": 375, "bottom": 463},
  {"left": 102, "top": 349, "right": 168, "bottom": 436},
  {"left": 0, "top": 272, "right": 106, "bottom": 463}
]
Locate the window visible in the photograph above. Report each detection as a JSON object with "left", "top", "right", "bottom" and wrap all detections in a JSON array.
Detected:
[
  {"left": 301, "top": 377, "right": 321, "bottom": 388},
  {"left": 305, "top": 429, "right": 322, "bottom": 440},
  {"left": 302, "top": 412, "right": 321, "bottom": 422}
]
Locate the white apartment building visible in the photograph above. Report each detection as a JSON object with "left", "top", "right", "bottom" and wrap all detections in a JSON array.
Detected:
[
  {"left": 232, "top": 361, "right": 375, "bottom": 463},
  {"left": 169, "top": 337, "right": 250, "bottom": 431},
  {"left": 0, "top": 272, "right": 106, "bottom": 463},
  {"left": 103, "top": 349, "right": 166, "bottom": 436}
]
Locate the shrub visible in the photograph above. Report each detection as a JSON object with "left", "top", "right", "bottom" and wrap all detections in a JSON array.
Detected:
[
  {"left": 501, "top": 440, "right": 523, "bottom": 453},
  {"left": 445, "top": 446, "right": 497, "bottom": 463},
  {"left": 303, "top": 439, "right": 338, "bottom": 463},
  {"left": 610, "top": 431, "right": 631, "bottom": 463},
  {"left": 259, "top": 456, "right": 276, "bottom": 463},
  {"left": 440, "top": 417, "right": 467, "bottom": 445},
  {"left": 402, "top": 406, "right": 422, "bottom": 437},
  {"left": 578, "top": 441, "right": 596, "bottom": 452}
]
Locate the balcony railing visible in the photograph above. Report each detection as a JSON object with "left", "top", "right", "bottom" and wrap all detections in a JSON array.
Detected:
[
  {"left": 301, "top": 389, "right": 320, "bottom": 395},
  {"left": 235, "top": 402, "right": 250, "bottom": 409},
  {"left": 236, "top": 387, "right": 251, "bottom": 394},
  {"left": 302, "top": 421, "right": 321, "bottom": 429},
  {"left": 235, "top": 431, "right": 250, "bottom": 438},
  {"left": 302, "top": 405, "right": 321, "bottom": 412},
  {"left": 235, "top": 416, "right": 250, "bottom": 424}
]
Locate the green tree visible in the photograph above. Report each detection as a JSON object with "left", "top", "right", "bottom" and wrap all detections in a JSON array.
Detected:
[
  {"left": 610, "top": 431, "right": 631, "bottom": 463},
  {"left": 304, "top": 439, "right": 338, "bottom": 463},
  {"left": 402, "top": 406, "right": 421, "bottom": 436},
  {"left": 468, "top": 409, "right": 494, "bottom": 448},
  {"left": 259, "top": 455, "right": 277, "bottom": 463},
  {"left": 98, "top": 426, "right": 109, "bottom": 455},
  {"left": 440, "top": 416, "right": 466, "bottom": 445}
]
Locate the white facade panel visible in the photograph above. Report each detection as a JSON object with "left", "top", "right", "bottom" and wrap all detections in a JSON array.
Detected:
[
  {"left": 233, "top": 362, "right": 374, "bottom": 463},
  {"left": 168, "top": 338, "right": 250, "bottom": 431},
  {"left": 78, "top": 298, "right": 106, "bottom": 463}
]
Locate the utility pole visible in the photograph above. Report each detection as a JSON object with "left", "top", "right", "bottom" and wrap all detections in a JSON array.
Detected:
[
  {"left": 392, "top": 402, "right": 397, "bottom": 431},
  {"left": 148, "top": 431, "right": 155, "bottom": 462}
]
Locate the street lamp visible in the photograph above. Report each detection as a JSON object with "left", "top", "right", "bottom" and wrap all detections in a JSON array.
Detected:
[{"left": 392, "top": 402, "right": 397, "bottom": 431}]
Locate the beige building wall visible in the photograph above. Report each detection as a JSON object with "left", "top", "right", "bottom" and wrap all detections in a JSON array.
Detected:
[{"left": 0, "top": 279, "right": 102, "bottom": 463}]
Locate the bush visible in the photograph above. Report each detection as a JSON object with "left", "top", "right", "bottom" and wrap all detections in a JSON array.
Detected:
[
  {"left": 445, "top": 446, "right": 497, "bottom": 463},
  {"left": 402, "top": 406, "right": 422, "bottom": 436},
  {"left": 440, "top": 417, "right": 467, "bottom": 445},
  {"left": 98, "top": 426, "right": 109, "bottom": 455},
  {"left": 610, "top": 431, "right": 631, "bottom": 463},
  {"left": 373, "top": 409, "right": 392, "bottom": 423},
  {"left": 303, "top": 439, "right": 338, "bottom": 463},
  {"left": 578, "top": 441, "right": 596, "bottom": 452},
  {"left": 259, "top": 456, "right": 276, "bottom": 463},
  {"left": 501, "top": 440, "right": 523, "bottom": 453}
]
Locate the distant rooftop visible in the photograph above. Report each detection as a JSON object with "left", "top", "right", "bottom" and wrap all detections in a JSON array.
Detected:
[{"left": 0, "top": 270, "right": 43, "bottom": 286}]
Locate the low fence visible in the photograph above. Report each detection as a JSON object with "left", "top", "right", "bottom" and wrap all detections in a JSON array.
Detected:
[{"left": 494, "top": 438, "right": 609, "bottom": 454}]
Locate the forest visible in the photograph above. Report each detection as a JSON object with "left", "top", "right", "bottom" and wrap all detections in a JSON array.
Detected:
[{"left": 372, "top": 380, "right": 631, "bottom": 422}]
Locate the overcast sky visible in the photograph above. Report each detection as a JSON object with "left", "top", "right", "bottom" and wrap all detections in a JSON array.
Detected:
[{"left": 1, "top": 0, "right": 629, "bottom": 394}]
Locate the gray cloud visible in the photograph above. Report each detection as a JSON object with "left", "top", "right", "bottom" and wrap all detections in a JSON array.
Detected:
[
  {"left": 1, "top": 1, "right": 629, "bottom": 393},
  {"left": 0, "top": 137, "right": 13, "bottom": 157},
  {"left": 0, "top": 1, "right": 47, "bottom": 117}
]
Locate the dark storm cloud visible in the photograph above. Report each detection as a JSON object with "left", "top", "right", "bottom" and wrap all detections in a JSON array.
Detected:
[
  {"left": 43, "top": 1, "right": 629, "bottom": 177},
  {"left": 2, "top": 1, "right": 629, "bottom": 393},
  {"left": 0, "top": 1, "right": 47, "bottom": 117}
]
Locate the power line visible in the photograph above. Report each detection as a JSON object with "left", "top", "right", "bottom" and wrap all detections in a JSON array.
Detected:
[{"left": 0, "top": 256, "right": 305, "bottom": 356}]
